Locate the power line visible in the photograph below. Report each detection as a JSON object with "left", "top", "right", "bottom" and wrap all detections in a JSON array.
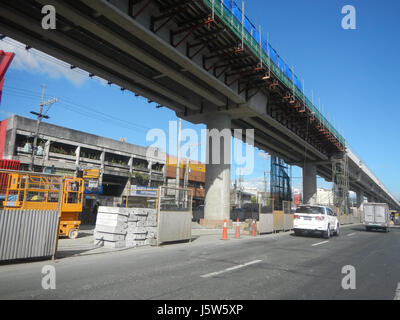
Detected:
[
  {"left": 2, "top": 85, "right": 152, "bottom": 133},
  {"left": 1, "top": 38, "right": 158, "bottom": 134},
  {"left": 1, "top": 38, "right": 88, "bottom": 78}
]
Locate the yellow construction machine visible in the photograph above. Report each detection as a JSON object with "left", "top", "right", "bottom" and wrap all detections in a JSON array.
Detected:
[{"left": 3, "top": 172, "right": 84, "bottom": 239}]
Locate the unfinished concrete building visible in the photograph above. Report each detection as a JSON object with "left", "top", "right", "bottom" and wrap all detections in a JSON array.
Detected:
[{"left": 0, "top": 115, "right": 166, "bottom": 208}]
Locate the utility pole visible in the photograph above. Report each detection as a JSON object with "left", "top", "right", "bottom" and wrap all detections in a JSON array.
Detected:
[
  {"left": 183, "top": 143, "right": 196, "bottom": 191},
  {"left": 264, "top": 171, "right": 267, "bottom": 205},
  {"left": 29, "top": 85, "right": 57, "bottom": 172},
  {"left": 238, "top": 168, "right": 243, "bottom": 208},
  {"left": 175, "top": 118, "right": 182, "bottom": 203}
]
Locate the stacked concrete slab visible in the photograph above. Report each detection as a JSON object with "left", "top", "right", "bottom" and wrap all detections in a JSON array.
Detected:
[{"left": 94, "top": 207, "right": 157, "bottom": 248}]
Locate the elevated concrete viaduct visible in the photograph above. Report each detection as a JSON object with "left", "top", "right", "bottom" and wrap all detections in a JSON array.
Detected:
[{"left": 0, "top": 0, "right": 398, "bottom": 218}]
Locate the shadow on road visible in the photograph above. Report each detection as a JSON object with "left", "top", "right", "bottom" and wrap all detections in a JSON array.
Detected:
[
  {"left": 289, "top": 232, "right": 325, "bottom": 239},
  {"left": 55, "top": 248, "right": 99, "bottom": 259}
]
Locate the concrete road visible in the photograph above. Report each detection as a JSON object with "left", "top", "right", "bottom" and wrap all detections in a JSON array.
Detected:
[{"left": 0, "top": 225, "right": 399, "bottom": 300}]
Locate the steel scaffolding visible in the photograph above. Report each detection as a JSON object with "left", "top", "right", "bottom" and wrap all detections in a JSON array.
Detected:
[
  {"left": 332, "top": 153, "right": 349, "bottom": 214},
  {"left": 270, "top": 155, "right": 292, "bottom": 210}
]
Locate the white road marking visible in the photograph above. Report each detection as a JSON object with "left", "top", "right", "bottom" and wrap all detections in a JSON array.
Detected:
[
  {"left": 311, "top": 240, "right": 329, "bottom": 247},
  {"left": 394, "top": 283, "right": 400, "bottom": 300},
  {"left": 347, "top": 233, "right": 356, "bottom": 237},
  {"left": 201, "top": 260, "right": 262, "bottom": 278}
]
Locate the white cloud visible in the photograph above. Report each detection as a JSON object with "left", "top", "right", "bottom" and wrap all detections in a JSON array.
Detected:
[
  {"left": 0, "top": 38, "right": 105, "bottom": 86},
  {"left": 0, "top": 110, "right": 15, "bottom": 117}
]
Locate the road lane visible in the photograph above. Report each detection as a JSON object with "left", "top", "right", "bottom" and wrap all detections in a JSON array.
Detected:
[
  {"left": 0, "top": 225, "right": 398, "bottom": 300},
  {"left": 311, "top": 241, "right": 329, "bottom": 246},
  {"left": 201, "top": 260, "right": 263, "bottom": 278}
]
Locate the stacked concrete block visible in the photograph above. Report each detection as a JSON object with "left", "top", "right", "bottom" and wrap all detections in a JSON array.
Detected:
[
  {"left": 94, "top": 207, "right": 129, "bottom": 248},
  {"left": 94, "top": 207, "right": 158, "bottom": 249},
  {"left": 125, "top": 208, "right": 157, "bottom": 247}
]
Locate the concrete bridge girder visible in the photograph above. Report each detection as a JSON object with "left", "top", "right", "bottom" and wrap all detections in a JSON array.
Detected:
[
  {"left": 34, "top": 0, "right": 211, "bottom": 111},
  {"left": 80, "top": 0, "right": 244, "bottom": 106},
  {"left": 0, "top": 9, "right": 201, "bottom": 112}
]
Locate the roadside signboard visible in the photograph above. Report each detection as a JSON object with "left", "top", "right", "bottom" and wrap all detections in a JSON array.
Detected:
[{"left": 130, "top": 186, "right": 157, "bottom": 198}]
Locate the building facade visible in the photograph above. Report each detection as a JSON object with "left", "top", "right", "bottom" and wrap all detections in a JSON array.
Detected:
[
  {"left": 316, "top": 188, "right": 334, "bottom": 206},
  {"left": 0, "top": 115, "right": 166, "bottom": 208},
  {"left": 165, "top": 155, "right": 205, "bottom": 208}
]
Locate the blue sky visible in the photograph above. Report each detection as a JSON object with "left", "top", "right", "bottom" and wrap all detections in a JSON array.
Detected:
[{"left": 0, "top": 0, "right": 399, "bottom": 198}]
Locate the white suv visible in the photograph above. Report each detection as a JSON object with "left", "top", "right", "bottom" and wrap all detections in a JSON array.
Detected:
[{"left": 293, "top": 205, "right": 340, "bottom": 238}]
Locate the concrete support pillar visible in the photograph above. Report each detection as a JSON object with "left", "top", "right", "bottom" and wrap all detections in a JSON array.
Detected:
[
  {"left": 99, "top": 150, "right": 105, "bottom": 186},
  {"left": 356, "top": 190, "right": 365, "bottom": 208},
  {"left": 4, "top": 116, "right": 17, "bottom": 159},
  {"left": 44, "top": 140, "right": 51, "bottom": 161},
  {"left": 356, "top": 190, "right": 365, "bottom": 218},
  {"left": 128, "top": 156, "right": 133, "bottom": 186},
  {"left": 148, "top": 161, "right": 153, "bottom": 187},
  {"left": 74, "top": 146, "right": 81, "bottom": 178},
  {"left": 303, "top": 162, "right": 317, "bottom": 205},
  {"left": 75, "top": 146, "right": 81, "bottom": 166},
  {"left": 203, "top": 114, "right": 231, "bottom": 226},
  {"left": 163, "top": 163, "right": 167, "bottom": 187}
]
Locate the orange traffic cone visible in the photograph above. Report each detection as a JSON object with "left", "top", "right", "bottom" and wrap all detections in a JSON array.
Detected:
[
  {"left": 222, "top": 219, "right": 228, "bottom": 240},
  {"left": 251, "top": 219, "right": 257, "bottom": 237},
  {"left": 235, "top": 218, "right": 240, "bottom": 239}
]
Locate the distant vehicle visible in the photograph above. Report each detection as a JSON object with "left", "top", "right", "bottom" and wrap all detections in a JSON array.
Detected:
[
  {"left": 363, "top": 203, "right": 390, "bottom": 232},
  {"left": 293, "top": 205, "right": 340, "bottom": 238}
]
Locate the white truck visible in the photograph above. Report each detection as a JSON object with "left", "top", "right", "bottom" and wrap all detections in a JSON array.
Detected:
[{"left": 362, "top": 203, "right": 390, "bottom": 232}]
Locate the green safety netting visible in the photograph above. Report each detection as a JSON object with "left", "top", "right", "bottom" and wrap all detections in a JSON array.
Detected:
[{"left": 203, "top": 0, "right": 345, "bottom": 147}]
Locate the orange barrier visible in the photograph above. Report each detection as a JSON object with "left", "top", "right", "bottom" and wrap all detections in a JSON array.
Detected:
[
  {"left": 235, "top": 218, "right": 240, "bottom": 238},
  {"left": 222, "top": 219, "right": 228, "bottom": 240},
  {"left": 252, "top": 219, "right": 257, "bottom": 236}
]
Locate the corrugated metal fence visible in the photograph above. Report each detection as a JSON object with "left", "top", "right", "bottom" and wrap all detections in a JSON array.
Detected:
[{"left": 0, "top": 210, "right": 59, "bottom": 261}]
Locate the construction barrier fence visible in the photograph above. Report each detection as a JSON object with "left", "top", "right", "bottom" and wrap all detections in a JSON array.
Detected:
[
  {"left": 259, "top": 199, "right": 294, "bottom": 234},
  {"left": 0, "top": 209, "right": 59, "bottom": 261},
  {"left": 0, "top": 169, "right": 63, "bottom": 262},
  {"left": 259, "top": 199, "right": 274, "bottom": 234},
  {"left": 157, "top": 186, "right": 193, "bottom": 246}
]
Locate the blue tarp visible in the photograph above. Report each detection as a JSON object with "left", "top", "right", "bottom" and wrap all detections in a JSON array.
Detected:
[
  {"left": 277, "top": 56, "right": 284, "bottom": 73},
  {"left": 261, "top": 38, "right": 268, "bottom": 52},
  {"left": 232, "top": 3, "right": 241, "bottom": 22},
  {"left": 244, "top": 17, "right": 254, "bottom": 35},
  {"left": 213, "top": 1, "right": 344, "bottom": 143},
  {"left": 253, "top": 29, "right": 260, "bottom": 44},
  {"left": 294, "top": 76, "right": 303, "bottom": 92},
  {"left": 224, "top": 0, "right": 233, "bottom": 11},
  {"left": 283, "top": 64, "right": 292, "bottom": 81},
  {"left": 222, "top": 0, "right": 306, "bottom": 96}
]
